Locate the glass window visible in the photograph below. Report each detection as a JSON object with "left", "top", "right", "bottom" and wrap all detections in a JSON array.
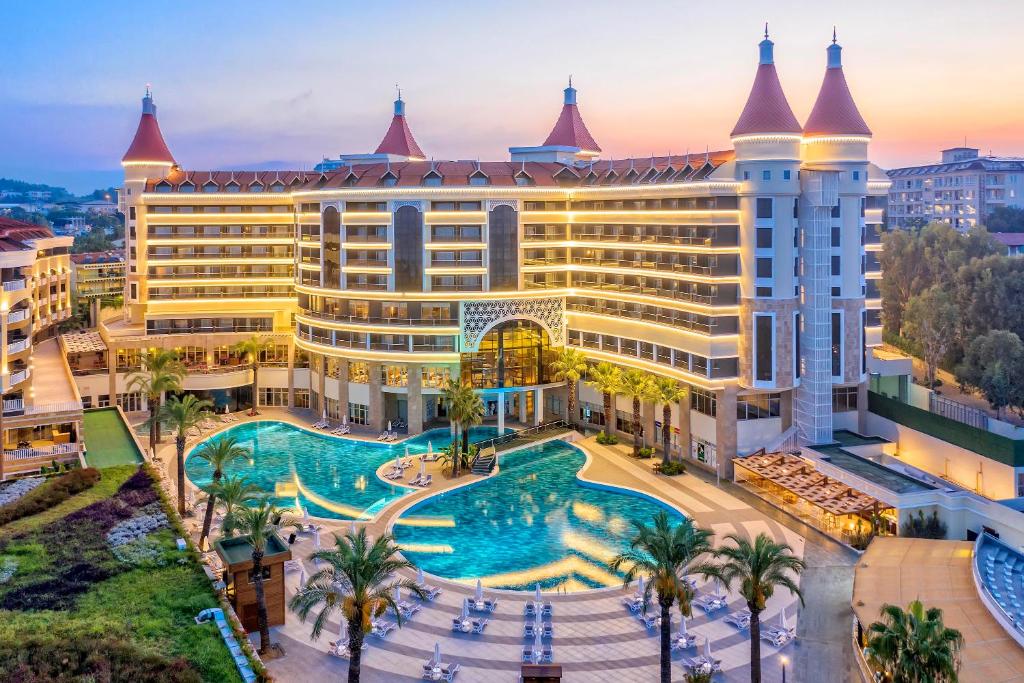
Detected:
[
  {"left": 756, "top": 258, "right": 773, "bottom": 278},
  {"left": 762, "top": 170, "right": 771, "bottom": 181},
  {"left": 756, "top": 227, "right": 773, "bottom": 249},
  {"left": 754, "top": 314, "right": 774, "bottom": 382},
  {"left": 756, "top": 198, "right": 773, "bottom": 219},
  {"left": 831, "top": 312, "right": 842, "bottom": 377}
]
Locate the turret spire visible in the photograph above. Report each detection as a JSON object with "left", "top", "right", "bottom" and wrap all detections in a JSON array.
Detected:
[
  {"left": 542, "top": 80, "right": 600, "bottom": 154},
  {"left": 122, "top": 86, "right": 175, "bottom": 165},
  {"left": 375, "top": 91, "right": 425, "bottom": 159},
  {"left": 731, "top": 29, "right": 801, "bottom": 137},
  {"left": 803, "top": 32, "right": 872, "bottom": 137}
]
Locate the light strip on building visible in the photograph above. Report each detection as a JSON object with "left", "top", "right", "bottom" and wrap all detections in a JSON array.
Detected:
[
  {"left": 295, "top": 314, "right": 459, "bottom": 335},
  {"left": 294, "top": 336, "right": 459, "bottom": 363}
]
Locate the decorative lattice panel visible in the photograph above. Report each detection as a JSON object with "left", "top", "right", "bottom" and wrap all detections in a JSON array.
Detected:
[{"left": 461, "top": 297, "right": 565, "bottom": 351}]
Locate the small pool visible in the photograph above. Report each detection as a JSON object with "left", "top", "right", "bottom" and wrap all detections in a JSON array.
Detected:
[
  {"left": 185, "top": 422, "right": 506, "bottom": 520},
  {"left": 393, "top": 440, "right": 685, "bottom": 592}
]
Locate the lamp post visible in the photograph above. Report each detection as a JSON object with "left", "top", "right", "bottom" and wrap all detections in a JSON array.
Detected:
[{"left": 780, "top": 654, "right": 789, "bottom": 683}]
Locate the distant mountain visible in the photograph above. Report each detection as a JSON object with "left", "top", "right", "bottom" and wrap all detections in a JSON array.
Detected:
[{"left": 0, "top": 178, "right": 73, "bottom": 200}]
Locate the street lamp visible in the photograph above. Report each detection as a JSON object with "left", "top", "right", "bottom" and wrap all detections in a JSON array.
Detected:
[{"left": 780, "top": 654, "right": 789, "bottom": 683}]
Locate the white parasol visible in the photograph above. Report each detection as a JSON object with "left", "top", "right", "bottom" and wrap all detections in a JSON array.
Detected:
[
  {"left": 533, "top": 628, "right": 543, "bottom": 661},
  {"left": 417, "top": 567, "right": 426, "bottom": 586},
  {"left": 535, "top": 583, "right": 542, "bottom": 605},
  {"left": 461, "top": 597, "right": 470, "bottom": 620},
  {"left": 349, "top": 520, "right": 357, "bottom": 536},
  {"left": 405, "top": 445, "right": 410, "bottom": 458},
  {"left": 714, "top": 577, "right": 725, "bottom": 599},
  {"left": 475, "top": 579, "right": 483, "bottom": 603},
  {"left": 313, "top": 528, "right": 321, "bottom": 550},
  {"left": 393, "top": 585, "right": 402, "bottom": 604},
  {"left": 535, "top": 605, "right": 542, "bottom": 629},
  {"left": 636, "top": 575, "right": 645, "bottom": 598},
  {"left": 679, "top": 613, "right": 688, "bottom": 635},
  {"left": 297, "top": 566, "right": 306, "bottom": 590},
  {"left": 302, "top": 506, "right": 310, "bottom": 526},
  {"left": 387, "top": 420, "right": 392, "bottom": 431},
  {"left": 427, "top": 441, "right": 433, "bottom": 456},
  {"left": 342, "top": 415, "right": 348, "bottom": 426},
  {"left": 704, "top": 635, "right": 714, "bottom": 660},
  {"left": 420, "top": 457, "right": 426, "bottom": 477},
  {"left": 433, "top": 642, "right": 441, "bottom": 666},
  {"left": 337, "top": 613, "right": 347, "bottom": 645},
  {"left": 778, "top": 606, "right": 789, "bottom": 632}
]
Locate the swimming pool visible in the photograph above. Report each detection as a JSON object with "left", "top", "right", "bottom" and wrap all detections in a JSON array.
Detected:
[
  {"left": 184, "top": 422, "right": 507, "bottom": 520},
  {"left": 392, "top": 440, "right": 685, "bottom": 592}
]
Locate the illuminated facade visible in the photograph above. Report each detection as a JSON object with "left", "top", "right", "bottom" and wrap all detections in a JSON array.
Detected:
[{"left": 105, "top": 34, "right": 887, "bottom": 477}]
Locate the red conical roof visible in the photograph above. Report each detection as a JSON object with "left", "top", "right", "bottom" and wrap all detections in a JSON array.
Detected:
[
  {"left": 803, "top": 42, "right": 871, "bottom": 138},
  {"left": 731, "top": 38, "right": 802, "bottom": 137},
  {"left": 374, "top": 99, "right": 425, "bottom": 159},
  {"left": 543, "top": 84, "right": 601, "bottom": 153},
  {"left": 122, "top": 91, "right": 174, "bottom": 164}
]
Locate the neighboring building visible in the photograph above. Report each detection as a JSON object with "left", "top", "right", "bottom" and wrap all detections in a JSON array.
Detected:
[
  {"left": 101, "top": 34, "right": 887, "bottom": 480},
  {"left": 78, "top": 199, "right": 119, "bottom": 215},
  {"left": 887, "top": 147, "right": 1024, "bottom": 230},
  {"left": 991, "top": 232, "right": 1024, "bottom": 256},
  {"left": 0, "top": 218, "right": 83, "bottom": 479},
  {"left": 70, "top": 251, "right": 126, "bottom": 324}
]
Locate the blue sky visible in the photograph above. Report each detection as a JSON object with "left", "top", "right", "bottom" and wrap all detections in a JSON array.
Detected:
[{"left": 3, "top": 1, "right": 1023, "bottom": 193}]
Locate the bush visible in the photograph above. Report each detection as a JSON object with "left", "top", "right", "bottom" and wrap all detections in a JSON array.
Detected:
[
  {"left": 596, "top": 432, "right": 618, "bottom": 445},
  {"left": 656, "top": 461, "right": 686, "bottom": 476},
  {"left": 900, "top": 509, "right": 947, "bottom": 539},
  {"left": 635, "top": 447, "right": 654, "bottom": 459},
  {"left": 0, "top": 636, "right": 202, "bottom": 683},
  {"left": 0, "top": 468, "right": 101, "bottom": 526}
]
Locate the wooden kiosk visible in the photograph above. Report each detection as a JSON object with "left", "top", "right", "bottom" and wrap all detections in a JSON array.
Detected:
[{"left": 214, "top": 533, "right": 292, "bottom": 632}]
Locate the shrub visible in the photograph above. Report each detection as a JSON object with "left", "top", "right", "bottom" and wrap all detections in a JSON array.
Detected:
[
  {"left": 0, "top": 468, "right": 101, "bottom": 526},
  {"left": 900, "top": 509, "right": 947, "bottom": 539},
  {"left": 596, "top": 432, "right": 618, "bottom": 445},
  {"left": 656, "top": 461, "right": 686, "bottom": 476},
  {"left": 634, "top": 446, "right": 654, "bottom": 459},
  {"left": 0, "top": 636, "right": 202, "bottom": 683}
]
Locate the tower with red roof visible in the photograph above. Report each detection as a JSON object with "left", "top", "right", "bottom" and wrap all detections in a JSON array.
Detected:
[
  {"left": 374, "top": 94, "right": 425, "bottom": 161},
  {"left": 510, "top": 79, "right": 601, "bottom": 165}
]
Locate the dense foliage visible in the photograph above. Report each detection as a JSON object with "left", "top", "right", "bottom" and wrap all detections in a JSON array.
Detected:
[
  {"left": 0, "top": 636, "right": 201, "bottom": 683},
  {"left": 0, "top": 468, "right": 101, "bottom": 526},
  {"left": 899, "top": 509, "right": 948, "bottom": 540}
]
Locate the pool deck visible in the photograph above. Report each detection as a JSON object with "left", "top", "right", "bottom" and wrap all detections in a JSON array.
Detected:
[{"left": 145, "top": 411, "right": 837, "bottom": 682}]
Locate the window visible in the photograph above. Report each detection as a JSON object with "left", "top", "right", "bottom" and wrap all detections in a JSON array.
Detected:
[
  {"left": 754, "top": 314, "right": 774, "bottom": 383},
  {"left": 830, "top": 203, "right": 841, "bottom": 219},
  {"left": 348, "top": 402, "right": 369, "bottom": 425},
  {"left": 116, "top": 392, "right": 143, "bottom": 412},
  {"left": 736, "top": 393, "right": 781, "bottom": 420},
  {"left": 259, "top": 388, "right": 290, "bottom": 406},
  {"left": 861, "top": 309, "right": 867, "bottom": 376},
  {"left": 743, "top": 171, "right": 751, "bottom": 181},
  {"left": 852, "top": 171, "right": 860, "bottom": 181},
  {"left": 691, "top": 388, "right": 717, "bottom": 417},
  {"left": 756, "top": 227, "right": 773, "bottom": 249},
  {"left": 469, "top": 171, "right": 489, "bottom": 186},
  {"left": 762, "top": 170, "right": 771, "bottom": 181},
  {"left": 756, "top": 198, "right": 773, "bottom": 219},
  {"left": 756, "top": 258, "right": 773, "bottom": 278},
  {"left": 783, "top": 170, "right": 791, "bottom": 181},
  {"left": 831, "top": 226, "right": 841, "bottom": 247},
  {"left": 756, "top": 286, "right": 773, "bottom": 297},
  {"left": 794, "top": 312, "right": 801, "bottom": 379},
  {"left": 832, "top": 386, "right": 858, "bottom": 412},
  {"left": 831, "top": 311, "right": 842, "bottom": 377},
  {"left": 831, "top": 255, "right": 841, "bottom": 276}
]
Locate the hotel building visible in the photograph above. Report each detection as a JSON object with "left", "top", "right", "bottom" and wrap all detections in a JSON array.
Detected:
[{"left": 97, "top": 34, "right": 887, "bottom": 479}]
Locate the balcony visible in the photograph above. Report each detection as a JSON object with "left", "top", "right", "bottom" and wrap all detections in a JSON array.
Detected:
[
  {"left": 7, "top": 309, "right": 29, "bottom": 325},
  {"left": 3, "top": 278, "right": 26, "bottom": 292},
  {"left": 8, "top": 368, "right": 30, "bottom": 388},
  {"left": 181, "top": 365, "right": 254, "bottom": 391},
  {"left": 7, "top": 338, "right": 29, "bottom": 355}
]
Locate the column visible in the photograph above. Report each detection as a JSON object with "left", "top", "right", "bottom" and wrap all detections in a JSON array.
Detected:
[
  {"left": 317, "top": 353, "right": 326, "bottom": 415},
  {"left": 642, "top": 400, "right": 657, "bottom": 449},
  {"left": 407, "top": 363, "right": 423, "bottom": 435},
  {"left": 677, "top": 396, "right": 691, "bottom": 462},
  {"left": 715, "top": 386, "right": 738, "bottom": 480},
  {"left": 857, "top": 380, "right": 869, "bottom": 434},
  {"left": 518, "top": 390, "right": 528, "bottom": 424},
  {"left": 368, "top": 361, "right": 385, "bottom": 431},
  {"left": 286, "top": 340, "right": 295, "bottom": 408},
  {"left": 497, "top": 393, "right": 505, "bottom": 433},
  {"left": 534, "top": 388, "right": 543, "bottom": 426},
  {"left": 337, "top": 358, "right": 350, "bottom": 423}
]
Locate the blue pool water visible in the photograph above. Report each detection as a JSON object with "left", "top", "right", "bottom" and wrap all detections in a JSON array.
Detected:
[
  {"left": 392, "top": 440, "right": 685, "bottom": 591},
  {"left": 185, "top": 422, "right": 506, "bottom": 520}
]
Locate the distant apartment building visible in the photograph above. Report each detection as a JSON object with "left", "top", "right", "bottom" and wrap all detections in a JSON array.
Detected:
[
  {"left": 70, "top": 251, "right": 126, "bottom": 324},
  {"left": 887, "top": 147, "right": 1024, "bottom": 230},
  {"left": 0, "top": 218, "right": 83, "bottom": 479},
  {"left": 990, "top": 232, "right": 1024, "bottom": 256}
]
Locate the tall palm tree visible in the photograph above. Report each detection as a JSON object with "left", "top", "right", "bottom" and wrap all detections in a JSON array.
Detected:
[
  {"left": 865, "top": 600, "right": 964, "bottom": 683},
  {"left": 585, "top": 361, "right": 621, "bottom": 439},
  {"left": 549, "top": 347, "right": 588, "bottom": 428},
  {"left": 653, "top": 377, "right": 688, "bottom": 467},
  {"left": 290, "top": 528, "right": 426, "bottom": 683},
  {"left": 442, "top": 380, "right": 483, "bottom": 476},
  {"left": 127, "top": 349, "right": 185, "bottom": 447},
  {"left": 193, "top": 436, "right": 250, "bottom": 551},
  {"left": 159, "top": 394, "right": 212, "bottom": 515},
  {"left": 709, "top": 533, "right": 806, "bottom": 683},
  {"left": 210, "top": 475, "right": 264, "bottom": 537},
  {"left": 233, "top": 499, "right": 298, "bottom": 655},
  {"left": 610, "top": 512, "right": 716, "bottom": 683},
  {"left": 619, "top": 369, "right": 656, "bottom": 457},
  {"left": 233, "top": 334, "right": 274, "bottom": 416}
]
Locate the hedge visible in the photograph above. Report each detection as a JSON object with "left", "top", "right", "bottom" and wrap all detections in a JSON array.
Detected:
[{"left": 0, "top": 468, "right": 102, "bottom": 526}]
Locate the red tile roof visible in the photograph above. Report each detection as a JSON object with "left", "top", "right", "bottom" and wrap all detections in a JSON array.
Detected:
[
  {"left": 0, "top": 217, "right": 54, "bottom": 251},
  {"left": 543, "top": 100, "right": 601, "bottom": 153},
  {"left": 123, "top": 111, "right": 175, "bottom": 164},
  {"left": 803, "top": 45, "right": 871, "bottom": 138},
  {"left": 731, "top": 62, "right": 802, "bottom": 137},
  {"left": 374, "top": 107, "right": 425, "bottom": 159}
]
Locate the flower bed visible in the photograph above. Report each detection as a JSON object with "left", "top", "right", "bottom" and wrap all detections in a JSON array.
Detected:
[
  {"left": 0, "top": 468, "right": 101, "bottom": 527},
  {"left": 0, "top": 477, "right": 44, "bottom": 506}
]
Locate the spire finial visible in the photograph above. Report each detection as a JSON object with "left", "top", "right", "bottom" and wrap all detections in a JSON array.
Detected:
[
  {"left": 568, "top": 74, "right": 572, "bottom": 88},
  {"left": 145, "top": 83, "right": 152, "bottom": 98},
  {"left": 764, "top": 22, "right": 769, "bottom": 40},
  {"left": 832, "top": 26, "right": 837, "bottom": 44},
  {"left": 396, "top": 83, "right": 402, "bottom": 101}
]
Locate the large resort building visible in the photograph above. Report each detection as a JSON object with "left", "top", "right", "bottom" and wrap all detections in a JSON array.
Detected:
[{"left": 93, "top": 33, "right": 887, "bottom": 480}]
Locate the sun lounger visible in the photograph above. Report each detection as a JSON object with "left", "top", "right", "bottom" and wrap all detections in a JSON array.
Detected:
[
  {"left": 521, "top": 648, "right": 534, "bottom": 663},
  {"left": 540, "top": 647, "right": 553, "bottom": 663},
  {"left": 443, "top": 663, "right": 460, "bottom": 681},
  {"left": 371, "top": 621, "right": 396, "bottom": 638},
  {"left": 671, "top": 633, "right": 697, "bottom": 651},
  {"left": 542, "top": 623, "right": 553, "bottom": 638},
  {"left": 524, "top": 603, "right": 536, "bottom": 617},
  {"left": 419, "top": 585, "right": 441, "bottom": 601},
  {"left": 693, "top": 595, "right": 727, "bottom": 613},
  {"left": 623, "top": 596, "right": 643, "bottom": 613},
  {"left": 524, "top": 623, "right": 536, "bottom": 638},
  {"left": 417, "top": 474, "right": 433, "bottom": 487},
  {"left": 639, "top": 614, "right": 658, "bottom": 630},
  {"left": 472, "top": 619, "right": 488, "bottom": 634},
  {"left": 725, "top": 610, "right": 751, "bottom": 629},
  {"left": 408, "top": 475, "right": 424, "bottom": 486},
  {"left": 541, "top": 602, "right": 552, "bottom": 616},
  {"left": 451, "top": 617, "right": 470, "bottom": 633}
]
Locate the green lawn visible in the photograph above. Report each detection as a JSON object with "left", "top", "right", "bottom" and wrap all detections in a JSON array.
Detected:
[
  {"left": 83, "top": 408, "right": 144, "bottom": 468},
  {"left": 0, "top": 465, "right": 242, "bottom": 682}
]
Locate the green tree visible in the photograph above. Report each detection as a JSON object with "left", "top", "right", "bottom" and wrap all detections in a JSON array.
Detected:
[
  {"left": 585, "top": 361, "right": 622, "bottom": 439},
  {"left": 865, "top": 600, "right": 964, "bottom": 683},
  {"left": 127, "top": 349, "right": 185, "bottom": 447},
  {"left": 441, "top": 380, "right": 484, "bottom": 477},
  {"left": 956, "top": 330, "right": 1024, "bottom": 417},
  {"left": 984, "top": 206, "right": 1024, "bottom": 233},
  {"left": 209, "top": 475, "right": 264, "bottom": 537},
  {"left": 289, "top": 528, "right": 425, "bottom": 683},
  {"left": 954, "top": 256, "right": 1024, "bottom": 351},
  {"left": 159, "top": 394, "right": 212, "bottom": 515},
  {"left": 619, "top": 369, "right": 656, "bottom": 457},
  {"left": 609, "top": 512, "right": 716, "bottom": 683},
  {"left": 193, "top": 436, "right": 250, "bottom": 551},
  {"left": 232, "top": 334, "right": 274, "bottom": 415},
  {"left": 903, "top": 286, "right": 959, "bottom": 388},
  {"left": 708, "top": 533, "right": 806, "bottom": 683},
  {"left": 549, "top": 347, "right": 588, "bottom": 428},
  {"left": 233, "top": 500, "right": 298, "bottom": 655},
  {"left": 653, "top": 377, "right": 687, "bottom": 467}
]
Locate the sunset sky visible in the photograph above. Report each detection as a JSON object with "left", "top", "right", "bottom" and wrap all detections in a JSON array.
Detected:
[{"left": 3, "top": 1, "right": 1023, "bottom": 193}]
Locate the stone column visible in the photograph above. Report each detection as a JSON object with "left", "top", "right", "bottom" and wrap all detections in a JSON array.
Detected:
[
  {"left": 857, "top": 380, "right": 869, "bottom": 434},
  {"left": 534, "top": 388, "right": 543, "bottom": 426},
  {"left": 497, "top": 393, "right": 505, "bottom": 433},
  {"left": 317, "top": 354, "right": 326, "bottom": 415},
  {"left": 780, "top": 389, "right": 794, "bottom": 431},
  {"left": 518, "top": 390, "right": 528, "bottom": 424},
  {"left": 642, "top": 400, "right": 657, "bottom": 449},
  {"left": 407, "top": 363, "right": 423, "bottom": 435},
  {"left": 368, "top": 362, "right": 385, "bottom": 431},
  {"left": 677, "top": 397, "right": 691, "bottom": 462},
  {"left": 715, "top": 385, "right": 738, "bottom": 479},
  {"left": 337, "top": 358, "right": 350, "bottom": 423},
  {"left": 286, "top": 340, "right": 295, "bottom": 408}
]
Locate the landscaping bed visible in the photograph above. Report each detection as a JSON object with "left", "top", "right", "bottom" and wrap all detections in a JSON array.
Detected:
[{"left": 0, "top": 465, "right": 242, "bottom": 682}]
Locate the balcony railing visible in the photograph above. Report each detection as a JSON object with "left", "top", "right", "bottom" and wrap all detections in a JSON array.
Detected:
[
  {"left": 301, "top": 310, "right": 457, "bottom": 327},
  {"left": 3, "top": 279, "right": 26, "bottom": 292},
  {"left": 8, "top": 369, "right": 30, "bottom": 387},
  {"left": 4, "top": 443, "right": 82, "bottom": 461},
  {"left": 6, "top": 309, "right": 28, "bottom": 325},
  {"left": 2, "top": 398, "right": 82, "bottom": 416},
  {"left": 7, "top": 338, "right": 29, "bottom": 355}
]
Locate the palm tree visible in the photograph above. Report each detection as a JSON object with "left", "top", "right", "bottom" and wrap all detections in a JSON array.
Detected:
[
  {"left": 865, "top": 600, "right": 964, "bottom": 683},
  {"left": 709, "top": 533, "right": 806, "bottom": 683},
  {"left": 233, "top": 499, "right": 298, "bottom": 655},
  {"left": 653, "top": 377, "right": 688, "bottom": 467},
  {"left": 619, "top": 369, "right": 656, "bottom": 457},
  {"left": 610, "top": 512, "right": 716, "bottom": 683},
  {"left": 549, "top": 347, "right": 588, "bottom": 428},
  {"left": 233, "top": 334, "right": 274, "bottom": 416},
  {"left": 442, "top": 380, "right": 484, "bottom": 476},
  {"left": 289, "top": 528, "right": 425, "bottom": 683},
  {"left": 159, "top": 394, "right": 213, "bottom": 515},
  {"left": 209, "top": 475, "right": 264, "bottom": 537},
  {"left": 127, "top": 349, "right": 185, "bottom": 448},
  {"left": 585, "top": 361, "right": 621, "bottom": 439},
  {"left": 193, "top": 436, "right": 250, "bottom": 551}
]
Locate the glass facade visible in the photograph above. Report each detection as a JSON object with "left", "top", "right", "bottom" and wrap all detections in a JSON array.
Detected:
[{"left": 460, "top": 320, "right": 555, "bottom": 389}]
